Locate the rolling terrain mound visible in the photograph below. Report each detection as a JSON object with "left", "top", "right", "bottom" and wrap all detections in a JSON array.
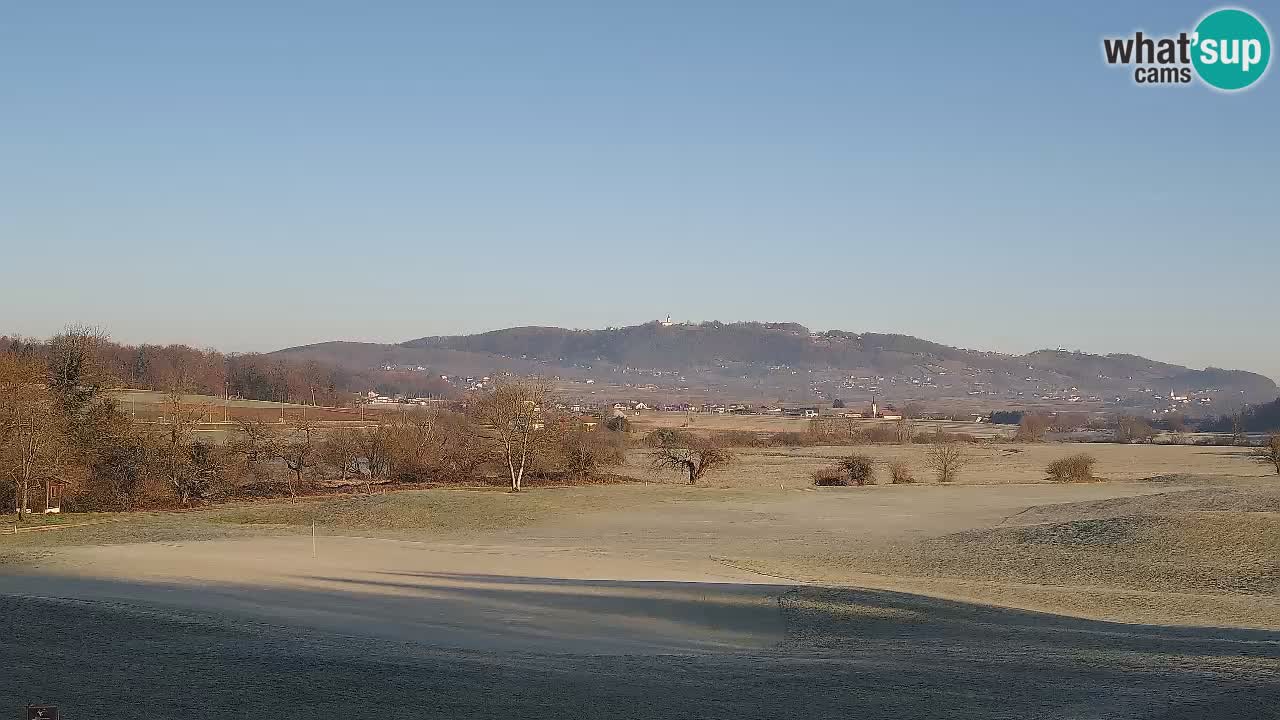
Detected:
[{"left": 868, "top": 485, "right": 1280, "bottom": 597}]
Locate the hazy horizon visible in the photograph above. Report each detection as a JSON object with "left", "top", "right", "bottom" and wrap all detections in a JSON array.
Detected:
[{"left": 3, "top": 1, "right": 1276, "bottom": 379}]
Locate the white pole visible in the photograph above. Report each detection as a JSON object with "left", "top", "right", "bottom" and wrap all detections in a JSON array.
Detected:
[{"left": 312, "top": 520, "right": 317, "bottom": 559}]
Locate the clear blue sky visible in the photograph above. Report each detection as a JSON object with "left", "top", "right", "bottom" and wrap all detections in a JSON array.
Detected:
[{"left": 2, "top": 1, "right": 1277, "bottom": 378}]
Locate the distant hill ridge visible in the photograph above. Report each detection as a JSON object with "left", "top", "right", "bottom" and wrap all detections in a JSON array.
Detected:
[{"left": 275, "top": 321, "right": 1277, "bottom": 409}]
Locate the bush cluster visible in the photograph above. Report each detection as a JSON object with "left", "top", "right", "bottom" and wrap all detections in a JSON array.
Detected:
[
  {"left": 1045, "top": 453, "right": 1097, "bottom": 483},
  {"left": 887, "top": 459, "right": 916, "bottom": 484},
  {"left": 812, "top": 453, "right": 877, "bottom": 486}
]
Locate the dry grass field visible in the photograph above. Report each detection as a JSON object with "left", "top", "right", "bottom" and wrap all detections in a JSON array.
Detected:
[
  {"left": 109, "top": 388, "right": 404, "bottom": 425},
  {"left": 628, "top": 410, "right": 1015, "bottom": 439},
  {"left": 3, "top": 441, "right": 1278, "bottom": 719},
  {"left": 620, "top": 441, "right": 1271, "bottom": 487}
]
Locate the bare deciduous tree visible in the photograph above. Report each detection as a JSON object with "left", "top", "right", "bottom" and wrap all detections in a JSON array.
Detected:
[
  {"left": 1231, "top": 410, "right": 1249, "bottom": 446},
  {"left": 46, "top": 324, "right": 112, "bottom": 412},
  {"left": 230, "top": 418, "right": 280, "bottom": 479},
  {"left": 1165, "top": 412, "right": 1189, "bottom": 445},
  {"left": 925, "top": 441, "right": 969, "bottom": 483},
  {"left": 399, "top": 404, "right": 441, "bottom": 470},
  {"left": 0, "top": 354, "right": 69, "bottom": 519},
  {"left": 1115, "top": 415, "right": 1156, "bottom": 444},
  {"left": 1016, "top": 412, "right": 1053, "bottom": 442},
  {"left": 887, "top": 458, "right": 915, "bottom": 484},
  {"left": 359, "top": 419, "right": 399, "bottom": 488},
  {"left": 153, "top": 387, "right": 213, "bottom": 505},
  {"left": 473, "top": 378, "right": 553, "bottom": 492},
  {"left": 85, "top": 415, "right": 154, "bottom": 511},
  {"left": 893, "top": 418, "right": 915, "bottom": 444},
  {"left": 278, "top": 418, "right": 318, "bottom": 496},
  {"left": 649, "top": 430, "right": 733, "bottom": 485},
  {"left": 558, "top": 425, "right": 627, "bottom": 481},
  {"left": 319, "top": 428, "right": 363, "bottom": 483},
  {"left": 1257, "top": 434, "right": 1280, "bottom": 475},
  {"left": 436, "top": 412, "right": 492, "bottom": 478}
]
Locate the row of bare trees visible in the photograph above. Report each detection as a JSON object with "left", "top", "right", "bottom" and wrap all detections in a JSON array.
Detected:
[
  {"left": 135, "top": 378, "right": 631, "bottom": 505},
  {"left": 1, "top": 329, "right": 634, "bottom": 516},
  {"left": 218, "top": 379, "right": 631, "bottom": 495},
  {"left": 0, "top": 331, "right": 455, "bottom": 408}
]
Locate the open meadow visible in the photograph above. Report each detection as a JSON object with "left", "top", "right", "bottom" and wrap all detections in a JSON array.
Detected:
[
  {"left": 628, "top": 409, "right": 1015, "bottom": 438},
  {"left": 110, "top": 387, "right": 417, "bottom": 422},
  {"left": 3, "top": 441, "right": 1279, "bottom": 719},
  {"left": 615, "top": 441, "right": 1272, "bottom": 487}
]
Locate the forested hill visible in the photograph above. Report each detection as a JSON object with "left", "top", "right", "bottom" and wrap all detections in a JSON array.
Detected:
[{"left": 274, "top": 321, "right": 1277, "bottom": 411}]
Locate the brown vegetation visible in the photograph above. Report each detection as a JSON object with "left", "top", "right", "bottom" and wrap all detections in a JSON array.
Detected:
[
  {"left": 1257, "top": 435, "right": 1280, "bottom": 475},
  {"left": 812, "top": 453, "right": 877, "bottom": 486},
  {"left": 1016, "top": 412, "right": 1052, "bottom": 442},
  {"left": 1114, "top": 415, "right": 1157, "bottom": 444},
  {"left": 1045, "top": 453, "right": 1097, "bottom": 483},
  {"left": 473, "top": 378, "right": 554, "bottom": 492},
  {"left": 0, "top": 329, "right": 634, "bottom": 515},
  {"left": 809, "top": 466, "right": 846, "bottom": 486},
  {"left": 887, "top": 459, "right": 916, "bottom": 484},
  {"left": 0, "top": 353, "right": 70, "bottom": 518},
  {"left": 153, "top": 389, "right": 221, "bottom": 506},
  {"left": 925, "top": 442, "right": 969, "bottom": 483},
  {"left": 1, "top": 329, "right": 454, "bottom": 409},
  {"left": 695, "top": 419, "right": 981, "bottom": 450},
  {"left": 648, "top": 430, "right": 733, "bottom": 485}
]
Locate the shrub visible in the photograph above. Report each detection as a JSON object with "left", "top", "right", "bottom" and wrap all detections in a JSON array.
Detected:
[
  {"left": 811, "top": 466, "right": 849, "bottom": 486},
  {"left": 559, "top": 428, "right": 629, "bottom": 480},
  {"left": 925, "top": 442, "right": 969, "bottom": 483},
  {"left": 1045, "top": 453, "right": 1097, "bottom": 483},
  {"left": 837, "top": 454, "right": 877, "bottom": 485},
  {"left": 887, "top": 459, "right": 915, "bottom": 484},
  {"left": 812, "top": 454, "right": 878, "bottom": 486}
]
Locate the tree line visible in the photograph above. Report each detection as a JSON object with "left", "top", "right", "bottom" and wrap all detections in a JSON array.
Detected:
[
  {"left": 1200, "top": 399, "right": 1280, "bottom": 435},
  {"left": 0, "top": 327, "right": 636, "bottom": 519},
  {"left": 0, "top": 330, "right": 452, "bottom": 407},
  {"left": 992, "top": 407, "right": 1280, "bottom": 444}
]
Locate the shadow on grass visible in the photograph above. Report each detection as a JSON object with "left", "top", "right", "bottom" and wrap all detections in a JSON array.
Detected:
[{"left": 1, "top": 569, "right": 1278, "bottom": 719}]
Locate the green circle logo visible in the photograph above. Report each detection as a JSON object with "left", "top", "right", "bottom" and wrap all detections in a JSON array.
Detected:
[{"left": 1192, "top": 8, "right": 1271, "bottom": 90}]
